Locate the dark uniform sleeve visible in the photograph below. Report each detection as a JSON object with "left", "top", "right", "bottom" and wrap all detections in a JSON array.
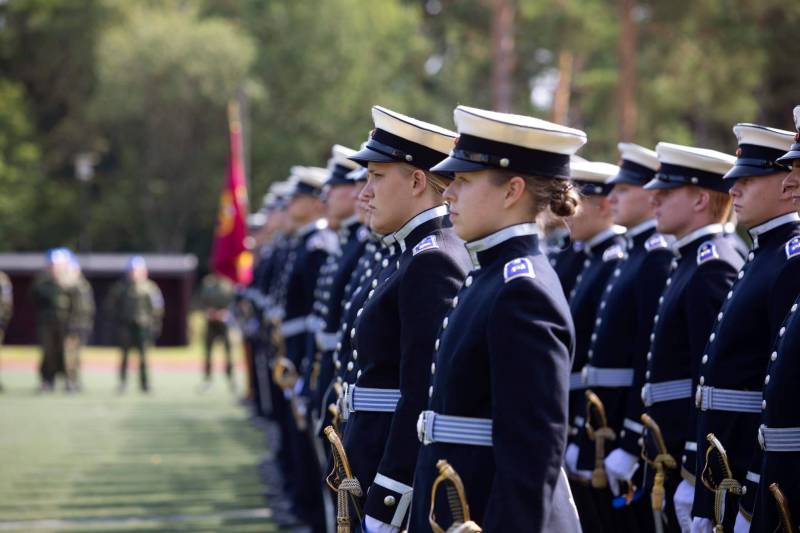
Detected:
[
  {"left": 482, "top": 278, "right": 572, "bottom": 532},
  {"left": 364, "top": 251, "right": 464, "bottom": 527},
  {"left": 286, "top": 247, "right": 329, "bottom": 368},
  {"left": 742, "top": 258, "right": 800, "bottom": 514},
  {"left": 620, "top": 250, "right": 672, "bottom": 453},
  {"left": 682, "top": 262, "right": 737, "bottom": 472}
]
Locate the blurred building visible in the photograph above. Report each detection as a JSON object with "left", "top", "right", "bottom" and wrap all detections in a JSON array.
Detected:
[{"left": 0, "top": 254, "right": 197, "bottom": 346}]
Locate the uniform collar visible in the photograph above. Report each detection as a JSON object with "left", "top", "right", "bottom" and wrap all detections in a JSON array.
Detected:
[
  {"left": 584, "top": 225, "right": 626, "bottom": 256},
  {"left": 298, "top": 218, "right": 328, "bottom": 238},
  {"left": 625, "top": 219, "right": 657, "bottom": 239},
  {"left": 393, "top": 204, "right": 449, "bottom": 252},
  {"left": 673, "top": 223, "right": 724, "bottom": 254},
  {"left": 465, "top": 223, "right": 539, "bottom": 268},
  {"left": 748, "top": 212, "right": 800, "bottom": 249}
]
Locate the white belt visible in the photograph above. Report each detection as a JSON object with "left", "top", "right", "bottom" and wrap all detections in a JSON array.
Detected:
[
  {"left": 279, "top": 314, "right": 324, "bottom": 338},
  {"left": 417, "top": 410, "right": 492, "bottom": 447},
  {"left": 341, "top": 384, "right": 401, "bottom": 421},
  {"left": 569, "top": 372, "right": 585, "bottom": 390},
  {"left": 582, "top": 365, "right": 634, "bottom": 387},
  {"left": 315, "top": 330, "right": 341, "bottom": 351},
  {"left": 641, "top": 378, "right": 693, "bottom": 407},
  {"left": 759, "top": 425, "right": 800, "bottom": 452},
  {"left": 695, "top": 385, "right": 762, "bottom": 413}
]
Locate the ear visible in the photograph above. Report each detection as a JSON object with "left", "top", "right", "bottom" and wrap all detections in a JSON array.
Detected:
[
  {"left": 503, "top": 176, "right": 527, "bottom": 208},
  {"left": 410, "top": 169, "right": 429, "bottom": 198},
  {"left": 694, "top": 189, "right": 711, "bottom": 212}
]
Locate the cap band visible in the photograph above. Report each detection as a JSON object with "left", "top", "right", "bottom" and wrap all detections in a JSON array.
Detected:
[
  {"left": 366, "top": 129, "right": 449, "bottom": 170},
  {"left": 451, "top": 134, "right": 570, "bottom": 178}
]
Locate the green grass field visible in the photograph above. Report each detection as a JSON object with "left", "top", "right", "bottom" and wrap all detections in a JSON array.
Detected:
[{"left": 0, "top": 342, "right": 279, "bottom": 532}]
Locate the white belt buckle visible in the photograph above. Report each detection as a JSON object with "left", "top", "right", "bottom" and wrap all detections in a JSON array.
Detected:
[
  {"left": 641, "top": 383, "right": 652, "bottom": 407},
  {"left": 758, "top": 424, "right": 765, "bottom": 451},
  {"left": 695, "top": 385, "right": 704, "bottom": 410}
]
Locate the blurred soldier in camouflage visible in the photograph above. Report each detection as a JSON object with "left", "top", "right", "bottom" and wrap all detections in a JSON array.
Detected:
[
  {"left": 64, "top": 258, "right": 94, "bottom": 392},
  {"left": 0, "top": 269, "right": 12, "bottom": 392},
  {"left": 107, "top": 256, "right": 164, "bottom": 393},
  {"left": 198, "top": 272, "right": 236, "bottom": 390},
  {"left": 31, "top": 248, "right": 72, "bottom": 392}
]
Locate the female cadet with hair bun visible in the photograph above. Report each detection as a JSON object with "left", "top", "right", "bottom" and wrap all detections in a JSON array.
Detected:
[{"left": 409, "top": 105, "right": 584, "bottom": 532}]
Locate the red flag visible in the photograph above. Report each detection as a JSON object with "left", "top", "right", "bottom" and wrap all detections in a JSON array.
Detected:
[{"left": 211, "top": 102, "right": 252, "bottom": 284}]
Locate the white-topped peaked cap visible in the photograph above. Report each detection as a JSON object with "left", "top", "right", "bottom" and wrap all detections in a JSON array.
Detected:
[
  {"left": 570, "top": 160, "right": 620, "bottom": 196},
  {"left": 430, "top": 105, "right": 587, "bottom": 179},
  {"left": 326, "top": 144, "right": 360, "bottom": 185},
  {"left": 776, "top": 105, "right": 800, "bottom": 165},
  {"left": 644, "top": 142, "right": 735, "bottom": 193},
  {"left": 349, "top": 106, "right": 457, "bottom": 172},
  {"left": 724, "top": 123, "right": 794, "bottom": 179},
  {"left": 607, "top": 143, "right": 659, "bottom": 186},
  {"left": 345, "top": 167, "right": 368, "bottom": 181},
  {"left": 290, "top": 166, "right": 329, "bottom": 196}
]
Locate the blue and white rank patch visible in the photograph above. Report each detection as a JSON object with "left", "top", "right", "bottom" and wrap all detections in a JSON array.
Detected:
[
  {"left": 602, "top": 244, "right": 625, "bottom": 262},
  {"left": 645, "top": 234, "right": 669, "bottom": 252},
  {"left": 786, "top": 236, "right": 800, "bottom": 260},
  {"left": 503, "top": 257, "right": 536, "bottom": 283},
  {"left": 696, "top": 241, "right": 719, "bottom": 265},
  {"left": 412, "top": 235, "right": 439, "bottom": 256}
]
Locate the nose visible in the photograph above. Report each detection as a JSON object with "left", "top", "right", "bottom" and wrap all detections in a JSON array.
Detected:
[
  {"left": 443, "top": 180, "right": 457, "bottom": 204},
  {"left": 360, "top": 178, "right": 374, "bottom": 201},
  {"left": 728, "top": 181, "right": 741, "bottom": 198},
  {"left": 783, "top": 169, "right": 800, "bottom": 192},
  {"left": 649, "top": 191, "right": 660, "bottom": 208}
]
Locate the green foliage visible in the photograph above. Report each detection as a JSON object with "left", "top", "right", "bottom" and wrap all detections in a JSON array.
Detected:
[{"left": 1, "top": 0, "right": 799, "bottom": 260}]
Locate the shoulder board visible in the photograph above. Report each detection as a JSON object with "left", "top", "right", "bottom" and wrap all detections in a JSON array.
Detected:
[
  {"left": 602, "top": 244, "right": 625, "bottom": 262},
  {"left": 503, "top": 257, "right": 536, "bottom": 283},
  {"left": 645, "top": 234, "right": 670, "bottom": 252},
  {"left": 307, "top": 230, "right": 340, "bottom": 254},
  {"left": 786, "top": 236, "right": 800, "bottom": 260},
  {"left": 412, "top": 235, "right": 439, "bottom": 256},
  {"left": 696, "top": 241, "right": 720, "bottom": 265}
]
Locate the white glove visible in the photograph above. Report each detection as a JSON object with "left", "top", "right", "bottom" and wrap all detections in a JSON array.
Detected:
[
  {"left": 733, "top": 511, "right": 751, "bottom": 533},
  {"left": 364, "top": 515, "right": 400, "bottom": 533},
  {"left": 564, "top": 443, "right": 592, "bottom": 480},
  {"left": 673, "top": 480, "right": 694, "bottom": 533},
  {"left": 690, "top": 516, "right": 713, "bottom": 533},
  {"left": 604, "top": 448, "right": 640, "bottom": 497}
]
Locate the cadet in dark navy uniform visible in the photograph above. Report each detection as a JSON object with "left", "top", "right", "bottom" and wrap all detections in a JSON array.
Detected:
[
  {"left": 688, "top": 124, "right": 799, "bottom": 533},
  {"left": 339, "top": 106, "right": 471, "bottom": 532},
  {"left": 636, "top": 142, "right": 742, "bottom": 533},
  {"left": 750, "top": 106, "right": 800, "bottom": 533},
  {"left": 568, "top": 144, "right": 672, "bottom": 533},
  {"left": 302, "top": 145, "right": 362, "bottom": 421},
  {"left": 544, "top": 216, "right": 586, "bottom": 298},
  {"left": 277, "top": 166, "right": 339, "bottom": 532},
  {"left": 410, "top": 105, "right": 583, "bottom": 532}
]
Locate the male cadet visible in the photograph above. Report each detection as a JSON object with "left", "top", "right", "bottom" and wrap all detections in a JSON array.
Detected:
[
  {"left": 639, "top": 142, "right": 741, "bottom": 533},
  {"left": 106, "top": 256, "right": 164, "bottom": 393},
  {"left": 198, "top": 272, "right": 236, "bottom": 391},
  {"left": 31, "top": 248, "right": 72, "bottom": 392},
  {"left": 570, "top": 144, "right": 674, "bottom": 533},
  {"left": 750, "top": 106, "right": 800, "bottom": 533},
  {"left": 304, "top": 145, "right": 363, "bottom": 423},
  {"left": 309, "top": 146, "right": 368, "bottom": 430},
  {"left": 563, "top": 160, "right": 626, "bottom": 486},
  {"left": 64, "top": 258, "right": 94, "bottom": 392},
  {"left": 275, "top": 166, "right": 338, "bottom": 533},
  {"left": 689, "top": 123, "right": 800, "bottom": 533},
  {"left": 0, "top": 270, "right": 12, "bottom": 392}
]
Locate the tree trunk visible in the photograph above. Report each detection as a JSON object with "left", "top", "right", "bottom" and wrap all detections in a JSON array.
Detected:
[
  {"left": 487, "top": 0, "right": 515, "bottom": 112},
  {"left": 552, "top": 50, "right": 573, "bottom": 125},
  {"left": 617, "top": 0, "right": 637, "bottom": 141}
]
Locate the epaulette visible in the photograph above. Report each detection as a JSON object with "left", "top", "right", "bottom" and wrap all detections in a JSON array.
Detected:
[
  {"left": 697, "top": 241, "right": 720, "bottom": 265},
  {"left": 645, "top": 234, "right": 670, "bottom": 252},
  {"left": 602, "top": 243, "right": 625, "bottom": 262},
  {"left": 503, "top": 257, "right": 536, "bottom": 283},
  {"left": 785, "top": 236, "right": 800, "bottom": 259},
  {"left": 307, "top": 229, "right": 340, "bottom": 254},
  {"left": 412, "top": 235, "right": 439, "bottom": 256}
]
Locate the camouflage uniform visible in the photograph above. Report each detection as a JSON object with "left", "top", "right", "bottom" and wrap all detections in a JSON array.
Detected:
[
  {"left": 31, "top": 270, "right": 71, "bottom": 388},
  {"left": 0, "top": 271, "right": 12, "bottom": 391},
  {"left": 65, "top": 271, "right": 94, "bottom": 390},
  {"left": 198, "top": 273, "right": 236, "bottom": 382},
  {"left": 107, "top": 277, "right": 164, "bottom": 391}
]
